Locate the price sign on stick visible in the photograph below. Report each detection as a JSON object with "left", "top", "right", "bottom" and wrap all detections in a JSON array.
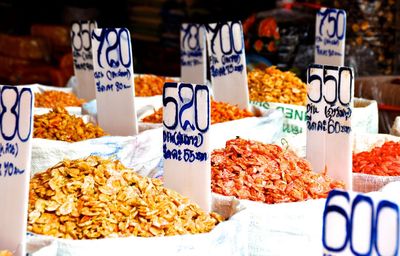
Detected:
[
  {"left": 315, "top": 8, "right": 346, "bottom": 66},
  {"left": 0, "top": 86, "right": 34, "bottom": 256},
  {"left": 205, "top": 21, "right": 249, "bottom": 110},
  {"left": 180, "top": 23, "right": 207, "bottom": 84},
  {"left": 306, "top": 64, "right": 354, "bottom": 189},
  {"left": 71, "top": 20, "right": 97, "bottom": 100},
  {"left": 163, "top": 82, "right": 211, "bottom": 212},
  {"left": 91, "top": 28, "right": 138, "bottom": 136},
  {"left": 323, "top": 190, "right": 399, "bottom": 255}
]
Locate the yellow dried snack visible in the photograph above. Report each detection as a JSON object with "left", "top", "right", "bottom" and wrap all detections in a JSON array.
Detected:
[
  {"left": 0, "top": 251, "right": 12, "bottom": 256},
  {"left": 34, "top": 107, "right": 107, "bottom": 142},
  {"left": 135, "top": 75, "right": 175, "bottom": 97},
  {"left": 28, "top": 156, "right": 223, "bottom": 239},
  {"left": 142, "top": 101, "right": 254, "bottom": 124},
  {"left": 35, "top": 90, "right": 86, "bottom": 108},
  {"left": 248, "top": 66, "right": 307, "bottom": 106}
]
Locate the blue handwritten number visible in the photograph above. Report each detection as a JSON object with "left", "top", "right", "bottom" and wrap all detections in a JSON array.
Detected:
[
  {"left": 17, "top": 88, "right": 33, "bottom": 142},
  {"left": 0, "top": 87, "right": 18, "bottom": 141},
  {"left": 322, "top": 190, "right": 350, "bottom": 252},
  {"left": 81, "top": 21, "right": 95, "bottom": 51},
  {"left": 307, "top": 64, "right": 323, "bottom": 103},
  {"left": 338, "top": 67, "right": 353, "bottom": 106},
  {"left": 105, "top": 29, "right": 119, "bottom": 68},
  {"left": 206, "top": 21, "right": 244, "bottom": 55},
  {"left": 178, "top": 83, "right": 195, "bottom": 131},
  {"left": 194, "top": 85, "right": 210, "bottom": 133},
  {"left": 350, "top": 195, "right": 374, "bottom": 256},
  {"left": 323, "top": 66, "right": 338, "bottom": 105},
  {"left": 182, "top": 24, "right": 200, "bottom": 51},
  {"left": 92, "top": 29, "right": 106, "bottom": 68},
  {"left": 118, "top": 29, "right": 132, "bottom": 68},
  {"left": 163, "top": 82, "right": 178, "bottom": 130},
  {"left": 319, "top": 8, "right": 346, "bottom": 39},
  {"left": 71, "top": 22, "right": 82, "bottom": 51},
  {"left": 374, "top": 201, "right": 399, "bottom": 255},
  {"left": 336, "top": 10, "right": 346, "bottom": 40},
  {"left": 92, "top": 28, "right": 132, "bottom": 69}
]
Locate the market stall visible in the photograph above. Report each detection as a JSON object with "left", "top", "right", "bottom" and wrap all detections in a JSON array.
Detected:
[{"left": 1, "top": 1, "right": 400, "bottom": 256}]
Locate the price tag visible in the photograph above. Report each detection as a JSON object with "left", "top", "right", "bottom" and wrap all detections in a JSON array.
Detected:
[
  {"left": 163, "top": 82, "right": 211, "bottom": 212},
  {"left": 0, "top": 86, "right": 34, "bottom": 256},
  {"left": 71, "top": 20, "right": 97, "bottom": 100},
  {"left": 91, "top": 28, "right": 138, "bottom": 136},
  {"left": 315, "top": 8, "right": 346, "bottom": 66},
  {"left": 306, "top": 64, "right": 353, "bottom": 189},
  {"left": 323, "top": 190, "right": 399, "bottom": 255},
  {"left": 205, "top": 21, "right": 249, "bottom": 110},
  {"left": 180, "top": 23, "right": 207, "bottom": 84}
]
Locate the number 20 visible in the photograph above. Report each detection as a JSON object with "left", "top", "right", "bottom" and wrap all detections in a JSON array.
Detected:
[{"left": 163, "top": 83, "right": 210, "bottom": 133}]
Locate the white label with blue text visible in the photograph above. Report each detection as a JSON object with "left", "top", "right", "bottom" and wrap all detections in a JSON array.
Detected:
[
  {"left": 315, "top": 8, "right": 346, "bottom": 66},
  {"left": 0, "top": 86, "right": 33, "bottom": 256},
  {"left": 180, "top": 23, "right": 206, "bottom": 84},
  {"left": 163, "top": 82, "right": 211, "bottom": 212},
  {"left": 306, "top": 64, "right": 353, "bottom": 189},
  {"left": 323, "top": 190, "right": 399, "bottom": 255},
  {"left": 71, "top": 20, "right": 97, "bottom": 100},
  {"left": 205, "top": 21, "right": 249, "bottom": 110},
  {"left": 91, "top": 28, "right": 138, "bottom": 136}
]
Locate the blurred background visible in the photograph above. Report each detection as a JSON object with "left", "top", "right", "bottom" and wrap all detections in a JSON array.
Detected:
[{"left": 0, "top": 0, "right": 398, "bottom": 85}]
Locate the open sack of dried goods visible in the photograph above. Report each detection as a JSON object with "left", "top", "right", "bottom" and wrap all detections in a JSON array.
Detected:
[
  {"left": 211, "top": 137, "right": 344, "bottom": 203},
  {"left": 31, "top": 108, "right": 162, "bottom": 176},
  {"left": 248, "top": 67, "right": 379, "bottom": 137},
  {"left": 141, "top": 101, "right": 284, "bottom": 141},
  {"left": 80, "top": 74, "right": 178, "bottom": 125},
  {"left": 82, "top": 95, "right": 163, "bottom": 128},
  {"left": 208, "top": 137, "right": 343, "bottom": 255},
  {"left": 26, "top": 156, "right": 248, "bottom": 256},
  {"left": 26, "top": 84, "right": 84, "bottom": 115},
  {"left": 352, "top": 133, "right": 400, "bottom": 192}
]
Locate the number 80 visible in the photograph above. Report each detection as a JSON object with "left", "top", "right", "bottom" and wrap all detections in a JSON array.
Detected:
[{"left": 0, "top": 86, "right": 33, "bottom": 142}]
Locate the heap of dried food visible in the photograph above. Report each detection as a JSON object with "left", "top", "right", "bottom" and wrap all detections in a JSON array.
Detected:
[
  {"left": 248, "top": 66, "right": 307, "bottom": 106},
  {"left": 35, "top": 90, "right": 86, "bottom": 108},
  {"left": 353, "top": 141, "right": 400, "bottom": 176},
  {"left": 135, "top": 75, "right": 175, "bottom": 97},
  {"left": 34, "top": 107, "right": 107, "bottom": 142},
  {"left": 0, "top": 251, "right": 12, "bottom": 256},
  {"left": 211, "top": 138, "right": 344, "bottom": 204},
  {"left": 142, "top": 101, "right": 254, "bottom": 124},
  {"left": 28, "top": 156, "right": 223, "bottom": 239}
]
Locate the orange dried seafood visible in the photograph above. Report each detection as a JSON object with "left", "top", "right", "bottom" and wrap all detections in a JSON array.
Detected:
[
  {"left": 142, "top": 101, "right": 254, "bottom": 124},
  {"left": 34, "top": 107, "right": 107, "bottom": 142},
  {"left": 0, "top": 251, "right": 12, "bottom": 256},
  {"left": 353, "top": 141, "right": 400, "bottom": 176},
  {"left": 211, "top": 138, "right": 344, "bottom": 204},
  {"left": 35, "top": 90, "right": 86, "bottom": 108},
  {"left": 28, "top": 156, "right": 223, "bottom": 239},
  {"left": 135, "top": 75, "right": 175, "bottom": 97}
]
